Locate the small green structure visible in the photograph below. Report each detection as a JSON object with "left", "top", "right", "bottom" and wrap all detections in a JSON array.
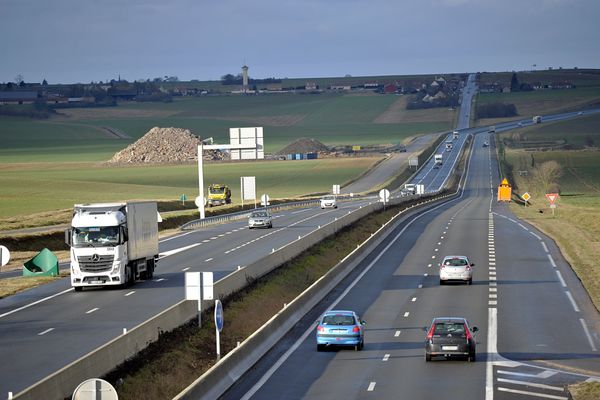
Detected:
[{"left": 23, "top": 248, "right": 59, "bottom": 277}]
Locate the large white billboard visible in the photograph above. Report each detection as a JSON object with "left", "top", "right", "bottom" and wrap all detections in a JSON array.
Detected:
[{"left": 230, "top": 127, "right": 264, "bottom": 160}]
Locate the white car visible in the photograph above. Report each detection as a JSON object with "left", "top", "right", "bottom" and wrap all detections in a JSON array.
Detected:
[
  {"left": 248, "top": 210, "right": 273, "bottom": 229},
  {"left": 439, "top": 255, "right": 474, "bottom": 285},
  {"left": 320, "top": 195, "right": 337, "bottom": 209}
]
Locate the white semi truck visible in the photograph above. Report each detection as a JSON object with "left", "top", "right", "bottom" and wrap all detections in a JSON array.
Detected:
[
  {"left": 434, "top": 154, "right": 443, "bottom": 165},
  {"left": 66, "top": 202, "right": 159, "bottom": 291}
]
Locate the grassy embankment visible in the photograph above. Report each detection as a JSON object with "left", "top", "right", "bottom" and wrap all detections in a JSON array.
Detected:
[{"left": 496, "top": 114, "right": 600, "bottom": 398}]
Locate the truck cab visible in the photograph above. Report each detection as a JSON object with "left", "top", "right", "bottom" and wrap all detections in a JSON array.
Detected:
[{"left": 208, "top": 184, "right": 232, "bottom": 207}]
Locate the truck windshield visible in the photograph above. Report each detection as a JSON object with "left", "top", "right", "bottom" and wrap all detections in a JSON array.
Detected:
[
  {"left": 210, "top": 187, "right": 225, "bottom": 194},
  {"left": 73, "top": 226, "right": 120, "bottom": 247}
]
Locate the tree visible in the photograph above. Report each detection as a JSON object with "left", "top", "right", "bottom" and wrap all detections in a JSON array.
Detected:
[
  {"left": 533, "top": 160, "right": 563, "bottom": 193},
  {"left": 510, "top": 72, "right": 520, "bottom": 92},
  {"left": 14, "top": 74, "right": 24, "bottom": 85}
]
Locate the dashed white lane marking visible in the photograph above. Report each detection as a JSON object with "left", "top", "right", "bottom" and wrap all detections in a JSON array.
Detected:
[
  {"left": 210, "top": 236, "right": 218, "bottom": 240},
  {"left": 489, "top": 271, "right": 496, "bottom": 276},
  {"left": 541, "top": 242, "right": 549, "bottom": 253},
  {"left": 424, "top": 273, "right": 428, "bottom": 277},
  {"left": 218, "top": 234, "right": 225, "bottom": 237},
  {"left": 428, "top": 264, "right": 432, "bottom": 267},
  {"left": 202, "top": 239, "right": 210, "bottom": 243},
  {"left": 565, "top": 291, "right": 580, "bottom": 312},
  {"left": 489, "top": 294, "right": 497, "bottom": 299},
  {"left": 518, "top": 223, "right": 529, "bottom": 231},
  {"left": 497, "top": 387, "right": 567, "bottom": 399},
  {"left": 182, "top": 267, "right": 190, "bottom": 271},
  {"left": 489, "top": 262, "right": 496, "bottom": 266},
  {"left": 125, "top": 291, "right": 135, "bottom": 297},
  {"left": 488, "top": 300, "right": 497, "bottom": 306},
  {"left": 225, "top": 232, "right": 232, "bottom": 235},
  {"left": 154, "top": 278, "right": 166, "bottom": 282},
  {"left": 403, "top": 312, "right": 410, "bottom": 317},
  {"left": 497, "top": 377, "right": 564, "bottom": 392},
  {"left": 411, "top": 297, "right": 417, "bottom": 302},
  {"left": 530, "top": 232, "right": 542, "bottom": 240},
  {"left": 434, "top": 248, "right": 439, "bottom": 252},
  {"left": 548, "top": 254, "right": 557, "bottom": 268},
  {"left": 489, "top": 276, "right": 497, "bottom": 281},
  {"left": 555, "top": 270, "right": 566, "bottom": 287},
  {"left": 382, "top": 354, "right": 390, "bottom": 361},
  {"left": 38, "top": 328, "right": 54, "bottom": 336},
  {"left": 490, "top": 281, "right": 497, "bottom": 287},
  {"left": 489, "top": 287, "right": 497, "bottom": 292},
  {"left": 367, "top": 382, "right": 376, "bottom": 392},
  {"left": 394, "top": 330, "right": 401, "bottom": 337},
  {"left": 204, "top": 258, "right": 213, "bottom": 262},
  {"left": 580, "top": 318, "right": 598, "bottom": 352},
  {"left": 437, "top": 242, "right": 441, "bottom": 245},
  {"left": 431, "top": 256, "right": 436, "bottom": 259},
  {"left": 418, "top": 284, "right": 423, "bottom": 289},
  {"left": 86, "top": 308, "right": 99, "bottom": 314}
]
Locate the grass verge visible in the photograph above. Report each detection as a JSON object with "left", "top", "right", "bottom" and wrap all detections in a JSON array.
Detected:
[{"left": 568, "top": 381, "right": 600, "bottom": 400}]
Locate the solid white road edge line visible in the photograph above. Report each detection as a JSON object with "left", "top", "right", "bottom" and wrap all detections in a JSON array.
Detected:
[
  {"left": 497, "top": 387, "right": 567, "bottom": 400},
  {"left": 0, "top": 288, "right": 74, "bottom": 319},
  {"left": 486, "top": 307, "right": 497, "bottom": 400},
  {"left": 38, "top": 328, "right": 55, "bottom": 336},
  {"left": 497, "top": 377, "right": 564, "bottom": 391},
  {"left": 240, "top": 188, "right": 465, "bottom": 400}
]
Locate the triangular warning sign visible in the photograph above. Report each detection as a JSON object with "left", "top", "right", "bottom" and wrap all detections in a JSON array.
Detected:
[
  {"left": 545, "top": 193, "right": 559, "bottom": 204},
  {"left": 501, "top": 178, "right": 509, "bottom": 186}
]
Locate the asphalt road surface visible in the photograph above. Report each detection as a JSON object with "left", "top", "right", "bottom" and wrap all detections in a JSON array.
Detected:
[{"left": 221, "top": 130, "right": 600, "bottom": 400}]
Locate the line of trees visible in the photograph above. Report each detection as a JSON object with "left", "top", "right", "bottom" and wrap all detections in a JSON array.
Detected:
[{"left": 476, "top": 102, "right": 518, "bottom": 118}]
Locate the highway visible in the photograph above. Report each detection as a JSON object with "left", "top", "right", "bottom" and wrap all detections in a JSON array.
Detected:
[
  {"left": 221, "top": 128, "right": 600, "bottom": 400},
  {"left": 2, "top": 72, "right": 599, "bottom": 398}
]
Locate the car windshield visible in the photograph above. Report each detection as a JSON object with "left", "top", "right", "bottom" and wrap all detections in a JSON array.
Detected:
[
  {"left": 322, "top": 314, "right": 355, "bottom": 326},
  {"left": 444, "top": 258, "right": 468, "bottom": 266},
  {"left": 251, "top": 212, "right": 268, "bottom": 218},
  {"left": 73, "top": 226, "right": 120, "bottom": 247},
  {"left": 433, "top": 322, "right": 466, "bottom": 336},
  {"left": 322, "top": 196, "right": 335, "bottom": 201}
]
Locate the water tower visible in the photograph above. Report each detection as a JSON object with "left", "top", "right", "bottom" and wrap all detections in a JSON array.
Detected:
[{"left": 242, "top": 65, "right": 249, "bottom": 87}]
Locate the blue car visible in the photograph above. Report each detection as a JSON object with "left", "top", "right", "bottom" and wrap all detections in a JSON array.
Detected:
[{"left": 316, "top": 310, "right": 365, "bottom": 351}]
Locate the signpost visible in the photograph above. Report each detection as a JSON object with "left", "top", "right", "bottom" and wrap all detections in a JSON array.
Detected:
[
  {"left": 0, "top": 245, "right": 10, "bottom": 268},
  {"left": 260, "top": 194, "right": 270, "bottom": 207},
  {"left": 521, "top": 192, "right": 531, "bottom": 207},
  {"left": 214, "top": 300, "right": 223, "bottom": 359},
  {"left": 180, "top": 194, "right": 188, "bottom": 205},
  {"left": 546, "top": 193, "right": 559, "bottom": 215},
  {"left": 379, "top": 189, "right": 390, "bottom": 210},
  {"left": 409, "top": 157, "right": 419, "bottom": 170},
  {"left": 185, "top": 271, "right": 214, "bottom": 328},
  {"left": 72, "top": 378, "right": 118, "bottom": 400},
  {"left": 241, "top": 176, "right": 257, "bottom": 208}
]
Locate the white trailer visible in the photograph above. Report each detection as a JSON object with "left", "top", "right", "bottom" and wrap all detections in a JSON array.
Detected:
[
  {"left": 452, "top": 130, "right": 460, "bottom": 139},
  {"left": 66, "top": 202, "right": 159, "bottom": 291},
  {"left": 434, "top": 154, "right": 443, "bottom": 165},
  {"left": 533, "top": 115, "right": 542, "bottom": 123}
]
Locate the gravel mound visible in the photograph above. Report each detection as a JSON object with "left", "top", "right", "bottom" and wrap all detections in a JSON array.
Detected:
[
  {"left": 106, "top": 127, "right": 225, "bottom": 164},
  {"left": 276, "top": 138, "right": 330, "bottom": 155}
]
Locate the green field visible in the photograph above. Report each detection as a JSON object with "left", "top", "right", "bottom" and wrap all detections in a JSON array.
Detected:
[
  {"left": 0, "top": 157, "right": 380, "bottom": 219},
  {"left": 0, "top": 93, "right": 453, "bottom": 163}
]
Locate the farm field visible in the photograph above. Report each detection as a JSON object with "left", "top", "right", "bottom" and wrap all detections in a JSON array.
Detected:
[
  {"left": 499, "top": 115, "right": 600, "bottom": 309},
  {"left": 0, "top": 157, "right": 381, "bottom": 221},
  {"left": 0, "top": 93, "right": 454, "bottom": 163}
]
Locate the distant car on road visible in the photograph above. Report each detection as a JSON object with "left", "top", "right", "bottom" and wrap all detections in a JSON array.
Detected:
[
  {"left": 439, "top": 255, "right": 474, "bottom": 285},
  {"left": 425, "top": 317, "right": 478, "bottom": 362},
  {"left": 320, "top": 195, "right": 337, "bottom": 209},
  {"left": 578, "top": 111, "right": 583, "bottom": 115},
  {"left": 248, "top": 210, "right": 272, "bottom": 229},
  {"left": 482, "top": 142, "right": 489, "bottom": 148},
  {"left": 316, "top": 310, "right": 365, "bottom": 351},
  {"left": 517, "top": 122, "right": 523, "bottom": 127}
]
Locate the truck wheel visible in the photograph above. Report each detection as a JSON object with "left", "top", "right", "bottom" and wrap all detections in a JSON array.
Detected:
[
  {"left": 125, "top": 266, "right": 134, "bottom": 287},
  {"left": 147, "top": 259, "right": 155, "bottom": 280}
]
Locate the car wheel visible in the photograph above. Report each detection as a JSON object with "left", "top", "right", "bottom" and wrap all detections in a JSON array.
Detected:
[
  {"left": 269, "top": 223, "right": 273, "bottom": 229},
  {"left": 425, "top": 353, "right": 431, "bottom": 362}
]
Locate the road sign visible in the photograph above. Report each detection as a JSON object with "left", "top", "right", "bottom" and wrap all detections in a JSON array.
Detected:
[
  {"left": 202, "top": 271, "right": 214, "bottom": 300},
  {"left": 241, "top": 176, "right": 256, "bottom": 201},
  {"left": 215, "top": 300, "right": 223, "bottom": 332},
  {"left": 332, "top": 185, "right": 341, "bottom": 195},
  {"left": 546, "top": 193, "right": 559, "bottom": 205},
  {"left": 0, "top": 245, "right": 10, "bottom": 267},
  {"left": 409, "top": 157, "right": 419, "bottom": 167},
  {"left": 72, "top": 378, "right": 118, "bottom": 400},
  {"left": 194, "top": 196, "right": 205, "bottom": 208},
  {"left": 260, "top": 194, "right": 270, "bottom": 206},
  {"left": 379, "top": 189, "right": 390, "bottom": 203},
  {"left": 185, "top": 272, "right": 201, "bottom": 301},
  {"left": 522, "top": 192, "right": 531, "bottom": 202}
]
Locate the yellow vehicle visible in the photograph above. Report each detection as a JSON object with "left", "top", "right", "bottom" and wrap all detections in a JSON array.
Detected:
[{"left": 207, "top": 184, "right": 232, "bottom": 207}]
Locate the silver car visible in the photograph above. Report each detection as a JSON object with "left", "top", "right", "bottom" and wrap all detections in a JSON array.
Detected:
[
  {"left": 439, "top": 255, "right": 474, "bottom": 285},
  {"left": 248, "top": 210, "right": 272, "bottom": 229}
]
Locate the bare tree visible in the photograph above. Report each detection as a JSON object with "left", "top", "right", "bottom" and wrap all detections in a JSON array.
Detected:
[
  {"left": 14, "top": 74, "right": 24, "bottom": 84},
  {"left": 533, "top": 160, "right": 563, "bottom": 193}
]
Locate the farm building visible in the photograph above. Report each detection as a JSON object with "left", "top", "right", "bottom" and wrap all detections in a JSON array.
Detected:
[{"left": 0, "top": 91, "right": 39, "bottom": 105}]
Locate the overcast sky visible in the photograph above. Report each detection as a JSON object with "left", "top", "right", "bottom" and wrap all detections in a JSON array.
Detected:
[{"left": 1, "top": 0, "right": 599, "bottom": 84}]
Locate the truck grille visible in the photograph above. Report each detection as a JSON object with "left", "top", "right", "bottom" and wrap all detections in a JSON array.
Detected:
[{"left": 78, "top": 254, "right": 114, "bottom": 273}]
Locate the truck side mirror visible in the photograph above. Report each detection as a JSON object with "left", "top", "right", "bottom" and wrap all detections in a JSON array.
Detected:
[{"left": 65, "top": 229, "right": 72, "bottom": 246}]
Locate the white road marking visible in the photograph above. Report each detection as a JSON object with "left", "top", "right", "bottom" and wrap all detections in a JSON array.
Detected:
[
  {"left": 154, "top": 278, "right": 166, "bottom": 282},
  {"left": 418, "top": 284, "right": 423, "bottom": 289},
  {"left": 210, "top": 236, "right": 218, "bottom": 240},
  {"left": 0, "top": 288, "right": 74, "bottom": 319},
  {"left": 431, "top": 256, "right": 436, "bottom": 259},
  {"left": 489, "top": 271, "right": 496, "bottom": 276},
  {"left": 367, "top": 382, "right": 376, "bottom": 391},
  {"left": 490, "top": 281, "right": 497, "bottom": 287},
  {"left": 411, "top": 297, "right": 417, "bottom": 302},
  {"left": 428, "top": 264, "right": 432, "bottom": 267},
  {"left": 434, "top": 248, "right": 439, "bottom": 252},
  {"left": 488, "top": 301, "right": 497, "bottom": 305},
  {"left": 530, "top": 232, "right": 542, "bottom": 240},
  {"left": 394, "top": 330, "right": 401, "bottom": 337},
  {"left": 548, "top": 254, "right": 557, "bottom": 268},
  {"left": 86, "top": 308, "right": 99, "bottom": 314},
  {"left": 497, "top": 387, "right": 566, "bottom": 399},
  {"left": 489, "top": 276, "right": 497, "bottom": 281},
  {"left": 498, "top": 369, "right": 557, "bottom": 379},
  {"left": 424, "top": 273, "right": 428, "bottom": 277},
  {"left": 580, "top": 318, "right": 598, "bottom": 352},
  {"left": 125, "top": 291, "right": 135, "bottom": 297},
  {"left": 555, "top": 270, "right": 566, "bottom": 287},
  {"left": 489, "top": 267, "right": 496, "bottom": 271},
  {"left": 497, "top": 378, "right": 564, "bottom": 392},
  {"left": 489, "top": 294, "right": 497, "bottom": 299},
  {"left": 541, "top": 242, "right": 549, "bottom": 253},
  {"left": 225, "top": 232, "right": 232, "bottom": 235},
  {"left": 159, "top": 243, "right": 202, "bottom": 258},
  {"left": 565, "top": 291, "right": 580, "bottom": 312},
  {"left": 202, "top": 239, "right": 210, "bottom": 243},
  {"left": 489, "top": 287, "right": 497, "bottom": 292},
  {"left": 38, "top": 328, "right": 54, "bottom": 336},
  {"left": 437, "top": 242, "right": 441, "bottom": 245},
  {"left": 182, "top": 267, "right": 190, "bottom": 271},
  {"left": 486, "top": 307, "right": 497, "bottom": 400},
  {"left": 403, "top": 312, "right": 410, "bottom": 317},
  {"left": 382, "top": 354, "right": 390, "bottom": 361},
  {"left": 518, "top": 223, "right": 529, "bottom": 231},
  {"left": 204, "top": 258, "right": 213, "bottom": 262}
]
